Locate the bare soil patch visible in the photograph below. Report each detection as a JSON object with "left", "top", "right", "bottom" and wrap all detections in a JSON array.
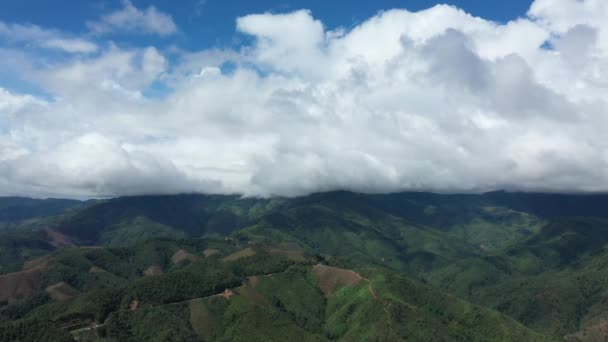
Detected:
[
  {"left": 88, "top": 266, "right": 106, "bottom": 273},
  {"left": 232, "top": 276, "right": 268, "bottom": 306},
  {"left": 566, "top": 320, "right": 608, "bottom": 342},
  {"left": 312, "top": 264, "right": 363, "bottom": 297},
  {"left": 222, "top": 247, "right": 256, "bottom": 262},
  {"left": 268, "top": 248, "right": 307, "bottom": 262},
  {"left": 245, "top": 276, "right": 259, "bottom": 288},
  {"left": 45, "top": 281, "right": 79, "bottom": 302},
  {"left": 203, "top": 248, "right": 220, "bottom": 257},
  {"left": 0, "top": 268, "right": 43, "bottom": 304},
  {"left": 22, "top": 255, "right": 54, "bottom": 271},
  {"left": 143, "top": 265, "right": 163, "bottom": 276},
  {"left": 189, "top": 299, "right": 220, "bottom": 340},
  {"left": 265, "top": 242, "right": 307, "bottom": 262},
  {"left": 171, "top": 249, "right": 201, "bottom": 264},
  {"left": 45, "top": 228, "right": 77, "bottom": 247},
  {"left": 217, "top": 289, "right": 234, "bottom": 299},
  {"left": 235, "top": 284, "right": 268, "bottom": 306}
]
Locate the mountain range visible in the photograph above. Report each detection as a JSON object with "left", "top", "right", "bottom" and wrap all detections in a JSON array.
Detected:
[{"left": 1, "top": 191, "right": 608, "bottom": 341}]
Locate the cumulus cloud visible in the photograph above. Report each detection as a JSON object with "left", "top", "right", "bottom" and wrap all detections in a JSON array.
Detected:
[
  {"left": 0, "top": 133, "right": 221, "bottom": 198},
  {"left": 0, "top": 22, "right": 97, "bottom": 53},
  {"left": 87, "top": 0, "right": 178, "bottom": 36},
  {"left": 1, "top": 1, "right": 608, "bottom": 198}
]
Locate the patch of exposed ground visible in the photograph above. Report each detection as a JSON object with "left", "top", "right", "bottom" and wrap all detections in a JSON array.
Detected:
[
  {"left": 222, "top": 247, "right": 256, "bottom": 262},
  {"left": 45, "top": 228, "right": 77, "bottom": 247},
  {"left": 0, "top": 268, "right": 43, "bottom": 304},
  {"left": 70, "top": 323, "right": 106, "bottom": 341},
  {"left": 45, "top": 281, "right": 79, "bottom": 302},
  {"left": 22, "top": 255, "right": 54, "bottom": 271},
  {"left": 217, "top": 289, "right": 234, "bottom": 299},
  {"left": 203, "top": 248, "right": 220, "bottom": 257},
  {"left": 278, "top": 242, "right": 303, "bottom": 251},
  {"left": 1, "top": 254, "right": 56, "bottom": 303},
  {"left": 565, "top": 320, "right": 608, "bottom": 342},
  {"left": 88, "top": 266, "right": 106, "bottom": 273},
  {"left": 234, "top": 277, "right": 269, "bottom": 306},
  {"left": 266, "top": 242, "right": 307, "bottom": 262},
  {"left": 245, "top": 276, "right": 259, "bottom": 288},
  {"left": 57, "top": 317, "right": 94, "bottom": 332},
  {"left": 171, "top": 249, "right": 201, "bottom": 264},
  {"left": 268, "top": 248, "right": 307, "bottom": 262},
  {"left": 312, "top": 264, "right": 363, "bottom": 297},
  {"left": 189, "top": 299, "right": 220, "bottom": 340},
  {"left": 143, "top": 265, "right": 163, "bottom": 276}
]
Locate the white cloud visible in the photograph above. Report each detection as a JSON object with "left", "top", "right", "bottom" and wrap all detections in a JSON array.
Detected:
[
  {"left": 1, "top": 1, "right": 608, "bottom": 198},
  {"left": 0, "top": 133, "right": 220, "bottom": 198},
  {"left": 87, "top": 0, "right": 178, "bottom": 36},
  {"left": 41, "top": 38, "right": 98, "bottom": 54},
  {"left": 237, "top": 10, "right": 327, "bottom": 78},
  {"left": 0, "top": 88, "right": 46, "bottom": 116},
  {"left": 0, "top": 22, "right": 97, "bottom": 53}
]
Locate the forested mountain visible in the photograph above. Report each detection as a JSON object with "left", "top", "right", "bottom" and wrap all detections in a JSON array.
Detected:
[
  {"left": 0, "top": 197, "right": 83, "bottom": 231},
  {"left": 1, "top": 191, "right": 607, "bottom": 341}
]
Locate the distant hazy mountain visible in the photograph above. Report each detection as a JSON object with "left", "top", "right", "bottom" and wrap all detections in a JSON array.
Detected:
[{"left": 0, "top": 197, "right": 82, "bottom": 225}]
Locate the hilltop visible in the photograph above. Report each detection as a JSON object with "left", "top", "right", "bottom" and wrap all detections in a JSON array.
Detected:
[{"left": 1, "top": 191, "right": 608, "bottom": 340}]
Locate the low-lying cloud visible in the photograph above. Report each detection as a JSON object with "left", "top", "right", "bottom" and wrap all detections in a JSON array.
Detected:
[{"left": 1, "top": 0, "right": 608, "bottom": 198}]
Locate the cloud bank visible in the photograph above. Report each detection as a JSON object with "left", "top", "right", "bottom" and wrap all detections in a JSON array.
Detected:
[{"left": 1, "top": 0, "right": 608, "bottom": 198}]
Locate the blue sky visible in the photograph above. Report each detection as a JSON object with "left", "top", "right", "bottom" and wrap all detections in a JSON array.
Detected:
[
  {"left": 0, "top": 0, "right": 536, "bottom": 98},
  {"left": 0, "top": 0, "right": 534, "bottom": 52}
]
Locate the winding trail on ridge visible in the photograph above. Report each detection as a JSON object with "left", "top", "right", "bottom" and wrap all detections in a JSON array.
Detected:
[{"left": 362, "top": 277, "right": 393, "bottom": 337}]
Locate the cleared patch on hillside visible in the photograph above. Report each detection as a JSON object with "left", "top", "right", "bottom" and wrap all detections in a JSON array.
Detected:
[
  {"left": 143, "top": 265, "right": 163, "bottom": 276},
  {"left": 217, "top": 289, "right": 234, "bottom": 299},
  {"left": 45, "top": 281, "right": 79, "bottom": 302},
  {"left": 88, "top": 266, "right": 106, "bottom": 273},
  {"left": 189, "top": 299, "right": 220, "bottom": 340},
  {"left": 267, "top": 242, "right": 307, "bottom": 262},
  {"left": 222, "top": 247, "right": 256, "bottom": 262},
  {"left": 22, "top": 255, "right": 54, "bottom": 271},
  {"left": 203, "top": 248, "right": 220, "bottom": 257},
  {"left": 0, "top": 268, "right": 42, "bottom": 304},
  {"left": 268, "top": 248, "right": 307, "bottom": 262},
  {"left": 312, "top": 264, "right": 362, "bottom": 297},
  {"left": 45, "top": 228, "right": 77, "bottom": 247},
  {"left": 234, "top": 277, "right": 269, "bottom": 306},
  {"left": 566, "top": 303, "right": 608, "bottom": 342},
  {"left": 565, "top": 320, "right": 608, "bottom": 342},
  {"left": 171, "top": 249, "right": 201, "bottom": 264},
  {"left": 245, "top": 276, "right": 259, "bottom": 288}
]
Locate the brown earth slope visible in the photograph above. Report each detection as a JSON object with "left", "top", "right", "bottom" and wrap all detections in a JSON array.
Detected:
[
  {"left": 312, "top": 264, "right": 363, "bottom": 297},
  {"left": 0, "top": 269, "right": 43, "bottom": 304},
  {"left": 171, "top": 249, "right": 201, "bottom": 264},
  {"left": 45, "top": 282, "right": 79, "bottom": 302}
]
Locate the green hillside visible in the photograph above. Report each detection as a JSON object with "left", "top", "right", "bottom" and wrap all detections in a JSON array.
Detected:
[
  {"left": 1, "top": 191, "right": 608, "bottom": 340},
  {"left": 0, "top": 241, "right": 555, "bottom": 341}
]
